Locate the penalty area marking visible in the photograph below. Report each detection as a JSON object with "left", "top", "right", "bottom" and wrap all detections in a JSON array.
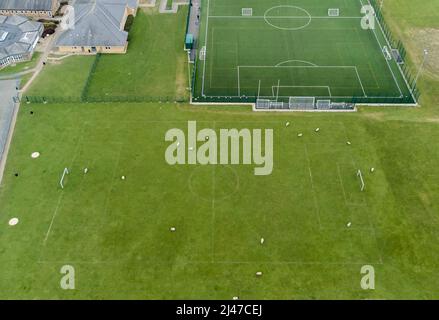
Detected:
[
  {"left": 271, "top": 85, "right": 332, "bottom": 98},
  {"left": 275, "top": 60, "right": 318, "bottom": 67},
  {"left": 237, "top": 65, "right": 367, "bottom": 98}
]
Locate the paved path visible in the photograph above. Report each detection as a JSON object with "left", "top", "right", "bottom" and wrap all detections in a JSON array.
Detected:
[
  {"left": 21, "top": 27, "right": 61, "bottom": 93},
  {"left": 0, "top": 79, "right": 20, "bottom": 183},
  {"left": 186, "top": 0, "right": 201, "bottom": 61},
  {"left": 159, "top": 0, "right": 189, "bottom": 13},
  {"left": 0, "top": 25, "right": 62, "bottom": 184},
  {"left": 0, "top": 68, "right": 35, "bottom": 80}
]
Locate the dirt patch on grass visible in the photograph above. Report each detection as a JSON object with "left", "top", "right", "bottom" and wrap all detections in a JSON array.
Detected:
[
  {"left": 406, "top": 28, "right": 439, "bottom": 80},
  {"left": 175, "top": 54, "right": 188, "bottom": 99}
]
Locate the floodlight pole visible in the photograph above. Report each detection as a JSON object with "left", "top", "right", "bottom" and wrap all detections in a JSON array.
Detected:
[{"left": 413, "top": 49, "right": 429, "bottom": 88}]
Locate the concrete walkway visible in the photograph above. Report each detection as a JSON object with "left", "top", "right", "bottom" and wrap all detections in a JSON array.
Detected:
[
  {"left": 21, "top": 27, "right": 61, "bottom": 93},
  {"left": 0, "top": 79, "right": 20, "bottom": 183},
  {"left": 0, "top": 68, "right": 35, "bottom": 80},
  {"left": 0, "top": 25, "right": 62, "bottom": 184},
  {"left": 159, "top": 0, "right": 189, "bottom": 13},
  {"left": 186, "top": 0, "right": 201, "bottom": 61}
]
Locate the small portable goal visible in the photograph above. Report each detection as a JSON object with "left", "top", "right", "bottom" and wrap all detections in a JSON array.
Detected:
[
  {"left": 382, "top": 46, "right": 392, "bottom": 60},
  {"left": 328, "top": 8, "right": 340, "bottom": 16},
  {"left": 242, "top": 8, "right": 253, "bottom": 16},
  {"left": 199, "top": 46, "right": 206, "bottom": 61}
]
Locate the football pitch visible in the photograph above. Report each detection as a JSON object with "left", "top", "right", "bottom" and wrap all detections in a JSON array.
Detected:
[
  {"left": 0, "top": 103, "right": 390, "bottom": 298},
  {"left": 1, "top": 0, "right": 439, "bottom": 300},
  {"left": 2, "top": 101, "right": 439, "bottom": 299},
  {"left": 193, "top": 0, "right": 414, "bottom": 105}
]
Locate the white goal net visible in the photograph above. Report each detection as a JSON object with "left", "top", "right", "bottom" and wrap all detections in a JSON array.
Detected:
[
  {"left": 242, "top": 8, "right": 253, "bottom": 16},
  {"left": 316, "top": 100, "right": 331, "bottom": 109},
  {"left": 255, "top": 99, "right": 270, "bottom": 109},
  {"left": 289, "top": 96, "right": 315, "bottom": 109},
  {"left": 255, "top": 99, "right": 287, "bottom": 110},
  {"left": 328, "top": 8, "right": 340, "bottom": 16}
]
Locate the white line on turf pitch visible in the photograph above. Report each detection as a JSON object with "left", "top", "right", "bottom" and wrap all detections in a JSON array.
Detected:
[
  {"left": 238, "top": 65, "right": 365, "bottom": 97},
  {"left": 354, "top": 67, "right": 367, "bottom": 97},
  {"left": 43, "top": 123, "right": 87, "bottom": 246},
  {"left": 359, "top": 0, "right": 403, "bottom": 98},
  {"left": 371, "top": 6, "right": 416, "bottom": 103},
  {"left": 304, "top": 144, "right": 322, "bottom": 229},
  {"left": 270, "top": 86, "right": 332, "bottom": 98},
  {"left": 201, "top": 0, "right": 210, "bottom": 97},
  {"left": 208, "top": 16, "right": 363, "bottom": 19},
  {"left": 237, "top": 66, "right": 240, "bottom": 96},
  {"left": 275, "top": 59, "right": 318, "bottom": 67}
]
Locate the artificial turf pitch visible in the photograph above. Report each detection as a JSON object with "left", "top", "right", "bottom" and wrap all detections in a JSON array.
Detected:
[{"left": 193, "top": 0, "right": 413, "bottom": 104}]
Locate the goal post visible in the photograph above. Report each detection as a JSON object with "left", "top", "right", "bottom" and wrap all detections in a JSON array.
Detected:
[
  {"left": 357, "top": 169, "right": 365, "bottom": 191},
  {"left": 289, "top": 96, "right": 315, "bottom": 110},
  {"left": 60, "top": 167, "right": 69, "bottom": 189}
]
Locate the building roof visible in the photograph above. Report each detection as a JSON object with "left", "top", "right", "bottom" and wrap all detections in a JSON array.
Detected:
[
  {"left": 55, "top": 0, "right": 138, "bottom": 48},
  {"left": 0, "top": 15, "right": 43, "bottom": 60},
  {"left": 0, "top": 0, "right": 54, "bottom": 11}
]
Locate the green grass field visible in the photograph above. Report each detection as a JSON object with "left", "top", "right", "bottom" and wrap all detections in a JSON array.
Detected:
[
  {"left": 0, "top": 1, "right": 438, "bottom": 299},
  {"left": 25, "top": 56, "right": 96, "bottom": 99},
  {"left": 1, "top": 102, "right": 439, "bottom": 299},
  {"left": 0, "top": 53, "right": 41, "bottom": 76},
  {"left": 194, "top": 0, "right": 413, "bottom": 105},
  {"left": 87, "top": 9, "right": 189, "bottom": 100},
  {"left": 24, "top": 9, "right": 189, "bottom": 102}
]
